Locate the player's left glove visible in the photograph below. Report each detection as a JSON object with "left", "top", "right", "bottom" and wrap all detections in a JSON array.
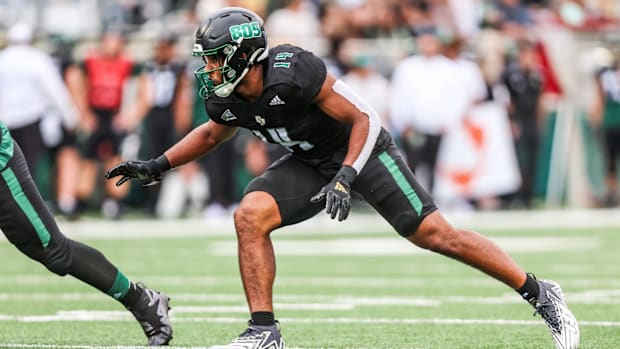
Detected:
[
  {"left": 104, "top": 155, "right": 171, "bottom": 187},
  {"left": 310, "top": 165, "right": 357, "bottom": 221}
]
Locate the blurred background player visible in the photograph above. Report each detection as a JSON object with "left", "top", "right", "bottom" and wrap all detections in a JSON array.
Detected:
[
  {"left": 48, "top": 34, "right": 87, "bottom": 219},
  {"left": 123, "top": 33, "right": 206, "bottom": 217},
  {"left": 78, "top": 29, "right": 134, "bottom": 219},
  {"left": 590, "top": 51, "right": 620, "bottom": 207},
  {"left": 389, "top": 25, "right": 453, "bottom": 194},
  {"left": 501, "top": 40, "right": 544, "bottom": 209}
]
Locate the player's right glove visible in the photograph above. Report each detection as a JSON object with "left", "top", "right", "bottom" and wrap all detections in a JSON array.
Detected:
[
  {"left": 105, "top": 155, "right": 171, "bottom": 187},
  {"left": 310, "top": 165, "right": 357, "bottom": 221}
]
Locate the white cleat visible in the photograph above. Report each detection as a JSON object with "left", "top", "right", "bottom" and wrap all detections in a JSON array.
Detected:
[
  {"left": 208, "top": 320, "right": 285, "bottom": 349},
  {"left": 533, "top": 280, "right": 580, "bottom": 349}
]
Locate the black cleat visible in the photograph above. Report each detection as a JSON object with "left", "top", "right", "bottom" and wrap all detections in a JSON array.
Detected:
[{"left": 127, "top": 283, "right": 173, "bottom": 346}]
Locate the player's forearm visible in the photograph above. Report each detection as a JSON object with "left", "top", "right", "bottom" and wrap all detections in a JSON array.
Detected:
[
  {"left": 162, "top": 124, "right": 221, "bottom": 168},
  {"left": 342, "top": 116, "right": 369, "bottom": 169}
]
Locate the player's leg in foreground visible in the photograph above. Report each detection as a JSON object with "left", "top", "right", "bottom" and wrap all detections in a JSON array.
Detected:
[
  {"left": 0, "top": 140, "right": 172, "bottom": 345},
  {"left": 363, "top": 145, "right": 579, "bottom": 349},
  {"left": 207, "top": 154, "right": 328, "bottom": 349},
  {"left": 207, "top": 190, "right": 285, "bottom": 349},
  {"left": 410, "top": 212, "right": 579, "bottom": 349}
]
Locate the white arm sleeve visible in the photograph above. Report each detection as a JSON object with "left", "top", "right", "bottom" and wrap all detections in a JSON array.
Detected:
[{"left": 332, "top": 79, "right": 382, "bottom": 174}]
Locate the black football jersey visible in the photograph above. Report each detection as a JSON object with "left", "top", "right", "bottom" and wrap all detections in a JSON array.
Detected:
[
  {"left": 142, "top": 60, "right": 186, "bottom": 109},
  {"left": 204, "top": 45, "right": 350, "bottom": 161}
]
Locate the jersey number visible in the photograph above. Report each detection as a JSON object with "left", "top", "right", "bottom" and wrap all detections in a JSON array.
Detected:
[{"left": 252, "top": 128, "right": 314, "bottom": 151}]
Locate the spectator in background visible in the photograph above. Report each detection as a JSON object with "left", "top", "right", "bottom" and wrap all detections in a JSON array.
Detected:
[
  {"left": 0, "top": 22, "right": 79, "bottom": 195},
  {"left": 123, "top": 34, "right": 199, "bottom": 217},
  {"left": 441, "top": 33, "right": 487, "bottom": 125},
  {"left": 495, "top": 0, "right": 532, "bottom": 26},
  {"left": 491, "top": 0, "right": 531, "bottom": 40},
  {"left": 48, "top": 35, "right": 86, "bottom": 219},
  {"left": 78, "top": 30, "right": 134, "bottom": 219},
  {"left": 265, "top": 0, "right": 324, "bottom": 55},
  {"left": 347, "top": 0, "right": 400, "bottom": 38},
  {"left": 445, "top": 0, "right": 483, "bottom": 40},
  {"left": 399, "top": 0, "right": 436, "bottom": 36},
  {"left": 501, "top": 40, "right": 544, "bottom": 208},
  {"left": 389, "top": 25, "right": 454, "bottom": 193},
  {"left": 340, "top": 45, "right": 391, "bottom": 128},
  {"left": 590, "top": 54, "right": 620, "bottom": 206}
]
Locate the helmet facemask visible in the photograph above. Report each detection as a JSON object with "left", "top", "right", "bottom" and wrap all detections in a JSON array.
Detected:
[
  {"left": 193, "top": 37, "right": 267, "bottom": 99},
  {"left": 193, "top": 41, "right": 239, "bottom": 99}
]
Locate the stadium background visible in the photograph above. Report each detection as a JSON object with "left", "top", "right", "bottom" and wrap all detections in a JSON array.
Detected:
[{"left": 1, "top": 1, "right": 620, "bottom": 348}]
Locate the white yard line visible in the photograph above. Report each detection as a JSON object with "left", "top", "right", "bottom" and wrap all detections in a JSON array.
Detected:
[{"left": 0, "top": 313, "right": 618, "bottom": 327}]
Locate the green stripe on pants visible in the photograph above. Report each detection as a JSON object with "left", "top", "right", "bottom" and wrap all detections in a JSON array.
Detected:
[
  {"left": 1, "top": 167, "right": 50, "bottom": 247},
  {"left": 378, "top": 151, "right": 423, "bottom": 215}
]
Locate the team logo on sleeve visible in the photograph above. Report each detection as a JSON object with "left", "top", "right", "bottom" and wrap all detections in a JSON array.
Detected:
[
  {"left": 221, "top": 109, "right": 238, "bottom": 121},
  {"left": 268, "top": 94, "right": 286, "bottom": 106}
]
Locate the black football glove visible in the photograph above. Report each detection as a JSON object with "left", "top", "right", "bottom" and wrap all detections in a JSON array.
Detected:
[
  {"left": 104, "top": 155, "right": 171, "bottom": 187},
  {"left": 310, "top": 165, "right": 357, "bottom": 221}
]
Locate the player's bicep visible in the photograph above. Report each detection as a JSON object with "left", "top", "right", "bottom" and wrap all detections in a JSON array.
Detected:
[
  {"left": 203, "top": 120, "right": 237, "bottom": 144},
  {"left": 314, "top": 74, "right": 383, "bottom": 173},
  {"left": 314, "top": 74, "right": 367, "bottom": 123}
]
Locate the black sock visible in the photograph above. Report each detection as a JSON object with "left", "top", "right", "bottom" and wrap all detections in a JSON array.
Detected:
[
  {"left": 251, "top": 311, "right": 275, "bottom": 326},
  {"left": 516, "top": 273, "right": 540, "bottom": 303},
  {"left": 121, "top": 282, "right": 143, "bottom": 308}
]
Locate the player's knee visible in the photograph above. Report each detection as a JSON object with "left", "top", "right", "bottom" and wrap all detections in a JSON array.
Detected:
[
  {"left": 234, "top": 193, "right": 280, "bottom": 239},
  {"left": 42, "top": 238, "right": 74, "bottom": 276},
  {"left": 410, "top": 224, "right": 461, "bottom": 256},
  {"left": 234, "top": 203, "right": 264, "bottom": 238}
]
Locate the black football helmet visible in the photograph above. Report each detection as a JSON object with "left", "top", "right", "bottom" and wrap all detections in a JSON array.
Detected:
[{"left": 192, "top": 7, "right": 268, "bottom": 99}]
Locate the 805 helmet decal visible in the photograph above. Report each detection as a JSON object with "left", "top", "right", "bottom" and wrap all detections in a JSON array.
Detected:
[{"left": 192, "top": 7, "right": 268, "bottom": 99}]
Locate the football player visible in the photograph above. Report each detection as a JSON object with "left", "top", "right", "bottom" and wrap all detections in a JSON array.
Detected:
[
  {"left": 106, "top": 7, "right": 579, "bottom": 349},
  {"left": 0, "top": 120, "right": 172, "bottom": 346}
]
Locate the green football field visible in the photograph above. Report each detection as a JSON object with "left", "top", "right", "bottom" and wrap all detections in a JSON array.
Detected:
[{"left": 0, "top": 211, "right": 619, "bottom": 349}]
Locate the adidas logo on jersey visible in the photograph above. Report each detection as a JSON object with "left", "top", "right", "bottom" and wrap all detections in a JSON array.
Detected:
[
  {"left": 269, "top": 94, "right": 286, "bottom": 106},
  {"left": 221, "top": 109, "right": 238, "bottom": 121}
]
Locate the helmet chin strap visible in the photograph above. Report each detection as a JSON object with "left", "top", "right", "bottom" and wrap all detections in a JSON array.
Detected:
[{"left": 215, "top": 47, "right": 268, "bottom": 98}]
